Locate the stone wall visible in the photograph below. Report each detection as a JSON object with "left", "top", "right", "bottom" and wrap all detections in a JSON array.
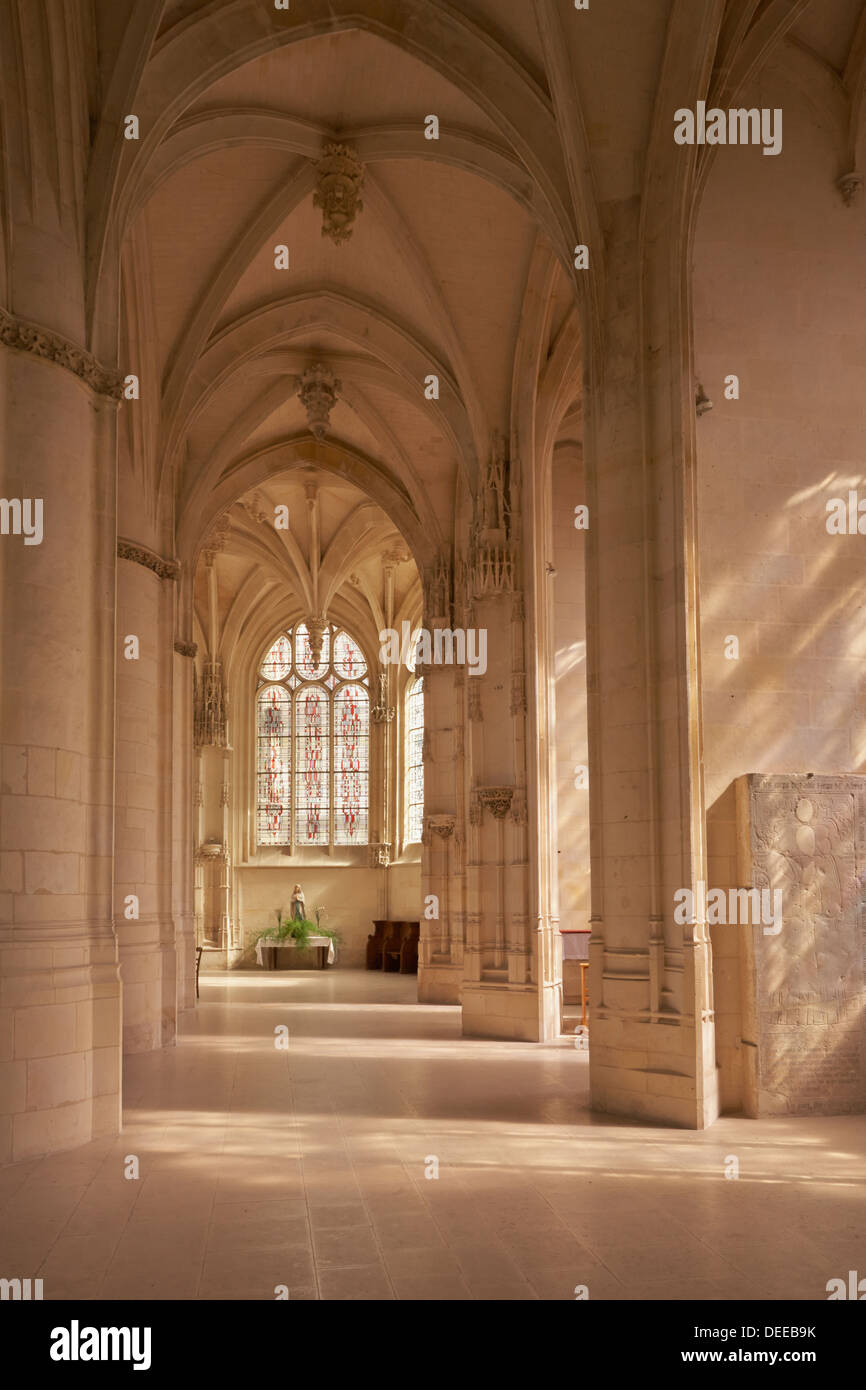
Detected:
[{"left": 695, "top": 56, "right": 866, "bottom": 809}]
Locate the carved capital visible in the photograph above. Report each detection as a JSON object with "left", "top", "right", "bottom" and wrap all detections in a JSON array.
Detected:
[
  {"left": 0, "top": 306, "right": 125, "bottom": 399},
  {"left": 383, "top": 547, "right": 410, "bottom": 568},
  {"left": 426, "top": 813, "right": 456, "bottom": 841},
  {"left": 477, "top": 785, "right": 514, "bottom": 820},
  {"left": 174, "top": 639, "right": 197, "bottom": 658},
  {"left": 202, "top": 514, "right": 231, "bottom": 566},
  {"left": 196, "top": 839, "right": 226, "bottom": 863},
  {"left": 371, "top": 705, "right": 395, "bottom": 723},
  {"left": 117, "top": 538, "right": 181, "bottom": 581}
]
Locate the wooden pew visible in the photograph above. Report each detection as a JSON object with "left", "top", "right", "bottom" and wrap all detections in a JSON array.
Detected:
[{"left": 366, "top": 920, "right": 421, "bottom": 972}]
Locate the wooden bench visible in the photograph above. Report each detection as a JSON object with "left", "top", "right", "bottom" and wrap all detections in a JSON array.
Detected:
[{"left": 366, "top": 920, "right": 420, "bottom": 973}]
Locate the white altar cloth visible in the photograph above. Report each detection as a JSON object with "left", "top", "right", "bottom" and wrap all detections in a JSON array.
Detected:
[{"left": 255, "top": 935, "right": 336, "bottom": 966}]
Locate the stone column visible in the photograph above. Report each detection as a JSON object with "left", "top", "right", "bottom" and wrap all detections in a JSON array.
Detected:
[
  {"left": 172, "top": 641, "right": 196, "bottom": 1009},
  {"left": 585, "top": 205, "right": 717, "bottom": 1127},
  {"left": 114, "top": 545, "right": 178, "bottom": 1052},
  {"left": 0, "top": 340, "right": 122, "bottom": 1161}
]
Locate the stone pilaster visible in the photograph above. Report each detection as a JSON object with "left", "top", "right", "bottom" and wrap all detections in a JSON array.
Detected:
[
  {"left": 416, "top": 563, "right": 465, "bottom": 1004},
  {"left": 461, "top": 576, "right": 536, "bottom": 1039}
]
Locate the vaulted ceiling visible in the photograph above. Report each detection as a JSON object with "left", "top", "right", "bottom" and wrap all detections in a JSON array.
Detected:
[{"left": 85, "top": 0, "right": 866, "bottom": 656}]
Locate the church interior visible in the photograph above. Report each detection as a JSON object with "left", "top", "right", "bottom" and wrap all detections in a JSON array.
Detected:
[{"left": 0, "top": 0, "right": 865, "bottom": 1304}]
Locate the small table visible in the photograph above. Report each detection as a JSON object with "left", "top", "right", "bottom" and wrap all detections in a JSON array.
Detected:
[{"left": 255, "top": 936, "right": 336, "bottom": 970}]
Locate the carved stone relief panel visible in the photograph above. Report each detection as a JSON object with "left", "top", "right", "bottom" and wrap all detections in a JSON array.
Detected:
[{"left": 737, "top": 774, "right": 866, "bottom": 1117}]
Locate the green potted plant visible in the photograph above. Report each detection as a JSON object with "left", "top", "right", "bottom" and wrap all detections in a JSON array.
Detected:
[{"left": 256, "top": 908, "right": 340, "bottom": 968}]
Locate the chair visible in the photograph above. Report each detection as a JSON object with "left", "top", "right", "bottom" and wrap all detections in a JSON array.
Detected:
[{"left": 195, "top": 944, "right": 203, "bottom": 999}]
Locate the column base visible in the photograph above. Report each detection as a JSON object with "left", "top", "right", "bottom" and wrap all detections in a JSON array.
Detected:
[
  {"left": 0, "top": 922, "right": 122, "bottom": 1164},
  {"left": 117, "top": 917, "right": 177, "bottom": 1054},
  {"left": 589, "top": 1016, "right": 721, "bottom": 1129},
  {"left": 175, "top": 912, "right": 196, "bottom": 1010},
  {"left": 461, "top": 982, "right": 542, "bottom": 1040},
  {"left": 417, "top": 963, "right": 462, "bottom": 1004}
]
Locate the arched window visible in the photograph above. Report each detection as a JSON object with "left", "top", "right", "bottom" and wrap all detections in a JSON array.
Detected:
[
  {"left": 256, "top": 623, "right": 370, "bottom": 847},
  {"left": 405, "top": 675, "right": 424, "bottom": 844}
]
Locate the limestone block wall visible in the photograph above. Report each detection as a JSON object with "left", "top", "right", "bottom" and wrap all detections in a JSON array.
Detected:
[
  {"left": 695, "top": 58, "right": 866, "bottom": 808},
  {"left": 695, "top": 54, "right": 866, "bottom": 1118},
  {"left": 735, "top": 774, "right": 866, "bottom": 1117}
]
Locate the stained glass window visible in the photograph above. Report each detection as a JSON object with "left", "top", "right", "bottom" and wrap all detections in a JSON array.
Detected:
[
  {"left": 257, "top": 686, "right": 290, "bottom": 844},
  {"left": 405, "top": 676, "right": 424, "bottom": 844},
  {"left": 255, "top": 624, "right": 370, "bottom": 848},
  {"left": 261, "top": 634, "right": 292, "bottom": 681},
  {"left": 334, "top": 684, "right": 369, "bottom": 844},
  {"left": 295, "top": 621, "right": 329, "bottom": 679},
  {"left": 295, "top": 685, "right": 329, "bottom": 844},
  {"left": 333, "top": 629, "right": 367, "bottom": 680}
]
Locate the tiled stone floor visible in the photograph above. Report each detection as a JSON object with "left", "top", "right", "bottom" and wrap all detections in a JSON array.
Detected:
[{"left": 1, "top": 969, "right": 864, "bottom": 1300}]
